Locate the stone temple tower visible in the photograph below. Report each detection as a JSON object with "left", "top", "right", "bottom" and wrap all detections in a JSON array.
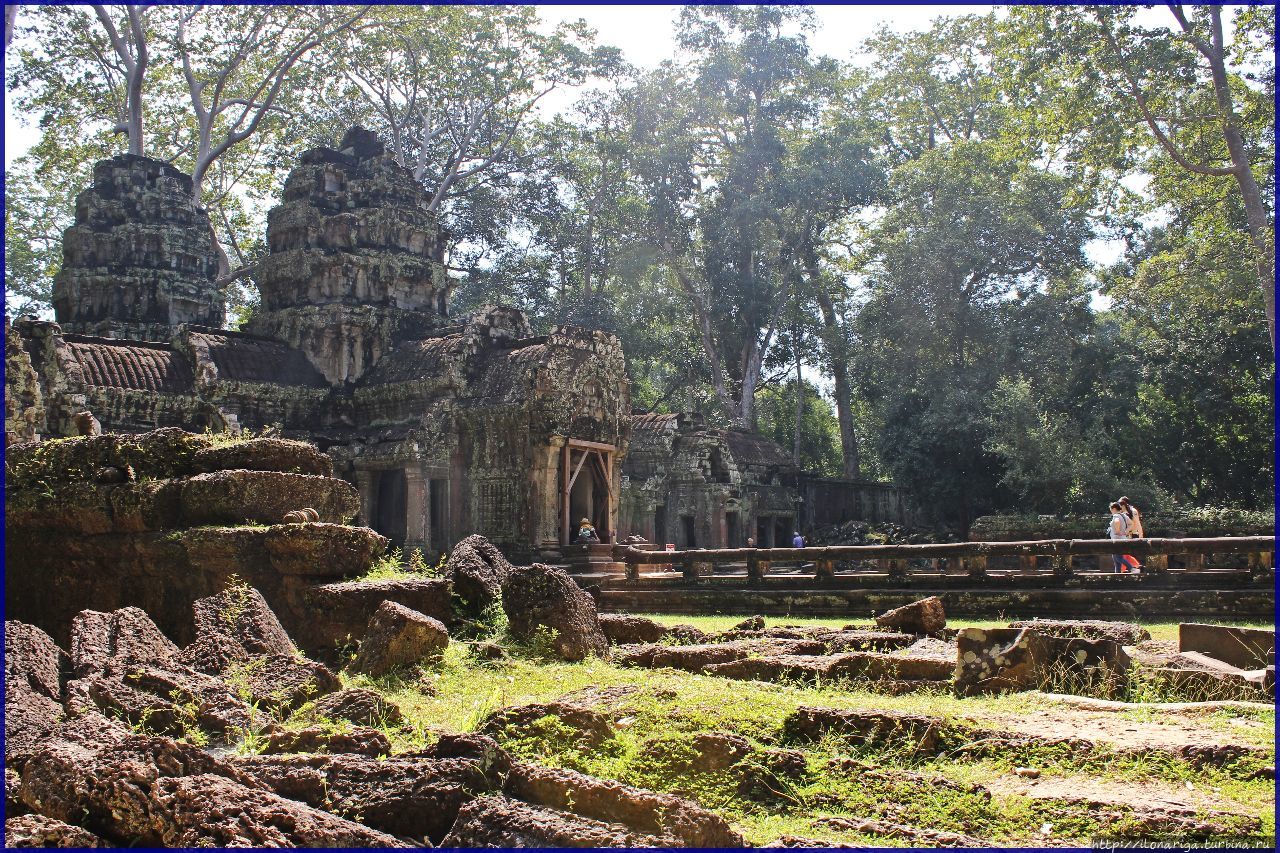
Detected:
[
  {"left": 245, "top": 126, "right": 450, "bottom": 386},
  {"left": 51, "top": 155, "right": 225, "bottom": 341}
]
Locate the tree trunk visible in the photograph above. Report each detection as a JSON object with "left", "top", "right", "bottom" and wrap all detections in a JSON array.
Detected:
[
  {"left": 809, "top": 252, "right": 860, "bottom": 478},
  {"left": 792, "top": 332, "right": 803, "bottom": 467},
  {"left": 5, "top": 6, "right": 17, "bottom": 50},
  {"left": 1202, "top": 7, "right": 1276, "bottom": 351}
]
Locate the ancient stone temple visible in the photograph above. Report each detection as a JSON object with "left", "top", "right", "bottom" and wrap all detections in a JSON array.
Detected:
[
  {"left": 620, "top": 413, "right": 802, "bottom": 548},
  {"left": 51, "top": 155, "right": 225, "bottom": 341},
  {"left": 8, "top": 128, "right": 630, "bottom": 562},
  {"left": 618, "top": 412, "right": 914, "bottom": 549}
]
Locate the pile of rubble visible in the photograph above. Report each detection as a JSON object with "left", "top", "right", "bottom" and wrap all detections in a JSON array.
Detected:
[
  {"left": 600, "top": 599, "right": 1275, "bottom": 700},
  {"left": 4, "top": 585, "right": 743, "bottom": 847}
]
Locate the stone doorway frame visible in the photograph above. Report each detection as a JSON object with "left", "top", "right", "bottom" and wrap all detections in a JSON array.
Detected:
[{"left": 561, "top": 439, "right": 615, "bottom": 545}]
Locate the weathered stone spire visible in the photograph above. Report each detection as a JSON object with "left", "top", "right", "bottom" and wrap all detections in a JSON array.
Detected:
[
  {"left": 51, "top": 155, "right": 224, "bottom": 341},
  {"left": 246, "top": 126, "right": 450, "bottom": 386}
]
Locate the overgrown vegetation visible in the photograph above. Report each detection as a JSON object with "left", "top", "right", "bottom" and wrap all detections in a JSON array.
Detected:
[
  {"left": 355, "top": 547, "right": 445, "bottom": 582},
  {"left": 269, "top": 612, "right": 1273, "bottom": 846}
]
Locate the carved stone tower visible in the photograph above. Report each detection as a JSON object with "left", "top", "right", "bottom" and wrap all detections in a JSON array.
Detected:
[
  {"left": 51, "top": 155, "right": 225, "bottom": 341},
  {"left": 245, "top": 127, "right": 450, "bottom": 386}
]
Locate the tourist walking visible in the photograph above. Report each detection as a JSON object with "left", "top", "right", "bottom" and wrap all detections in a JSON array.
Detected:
[
  {"left": 1118, "top": 496, "right": 1143, "bottom": 570},
  {"left": 792, "top": 531, "right": 805, "bottom": 548},
  {"left": 1107, "top": 502, "right": 1130, "bottom": 573}
]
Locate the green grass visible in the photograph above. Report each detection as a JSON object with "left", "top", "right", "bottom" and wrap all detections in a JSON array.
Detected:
[
  {"left": 327, "top": 613, "right": 1274, "bottom": 847},
  {"left": 624, "top": 612, "right": 1273, "bottom": 644}
]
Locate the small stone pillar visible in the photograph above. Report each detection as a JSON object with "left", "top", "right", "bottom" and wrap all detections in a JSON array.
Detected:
[
  {"left": 815, "top": 559, "right": 835, "bottom": 580},
  {"left": 354, "top": 469, "right": 376, "bottom": 528},
  {"left": 1051, "top": 555, "right": 1073, "bottom": 580},
  {"left": 747, "top": 555, "right": 768, "bottom": 586},
  {"left": 962, "top": 555, "right": 987, "bottom": 579},
  {"left": 1146, "top": 553, "right": 1169, "bottom": 575},
  {"left": 1018, "top": 555, "right": 1037, "bottom": 575},
  {"left": 878, "top": 558, "right": 907, "bottom": 581},
  {"left": 1182, "top": 552, "right": 1206, "bottom": 571},
  {"left": 403, "top": 467, "right": 427, "bottom": 551}
]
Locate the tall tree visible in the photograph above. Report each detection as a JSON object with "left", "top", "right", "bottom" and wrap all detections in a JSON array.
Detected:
[
  {"left": 1006, "top": 4, "right": 1276, "bottom": 349},
  {"left": 630, "top": 5, "right": 875, "bottom": 429},
  {"left": 852, "top": 140, "right": 1092, "bottom": 528}
]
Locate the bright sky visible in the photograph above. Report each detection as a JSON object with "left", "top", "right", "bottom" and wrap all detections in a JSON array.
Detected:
[{"left": 4, "top": 4, "right": 1000, "bottom": 168}]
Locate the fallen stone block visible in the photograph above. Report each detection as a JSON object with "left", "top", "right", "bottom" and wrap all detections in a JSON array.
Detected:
[
  {"left": 502, "top": 563, "right": 608, "bottom": 661},
  {"left": 310, "top": 688, "right": 404, "bottom": 727},
  {"left": 191, "top": 437, "right": 334, "bottom": 477},
  {"left": 482, "top": 700, "right": 615, "bottom": 748},
  {"left": 4, "top": 814, "right": 106, "bottom": 847},
  {"left": 261, "top": 725, "right": 392, "bottom": 757},
  {"left": 505, "top": 762, "right": 744, "bottom": 847},
  {"left": 69, "top": 606, "right": 182, "bottom": 678},
  {"left": 598, "top": 613, "right": 667, "bottom": 645},
  {"left": 782, "top": 706, "right": 947, "bottom": 754},
  {"left": 236, "top": 751, "right": 503, "bottom": 843},
  {"left": 178, "top": 470, "right": 359, "bottom": 526},
  {"left": 5, "top": 621, "right": 67, "bottom": 701},
  {"left": 827, "top": 651, "right": 956, "bottom": 682},
  {"left": 302, "top": 577, "right": 453, "bottom": 654},
  {"left": 66, "top": 664, "right": 258, "bottom": 736},
  {"left": 1178, "top": 623, "right": 1275, "bottom": 671},
  {"left": 818, "top": 628, "right": 919, "bottom": 653},
  {"left": 148, "top": 773, "right": 402, "bottom": 847},
  {"left": 350, "top": 600, "right": 449, "bottom": 677},
  {"left": 4, "top": 683, "right": 65, "bottom": 766},
  {"left": 19, "top": 732, "right": 264, "bottom": 840},
  {"left": 224, "top": 653, "right": 342, "bottom": 713},
  {"left": 188, "top": 584, "right": 297, "bottom": 661},
  {"left": 874, "top": 596, "right": 946, "bottom": 634},
  {"left": 445, "top": 534, "right": 514, "bottom": 616},
  {"left": 954, "top": 627, "right": 1050, "bottom": 696},
  {"left": 441, "top": 795, "right": 664, "bottom": 847},
  {"left": 1008, "top": 618, "right": 1150, "bottom": 645}
]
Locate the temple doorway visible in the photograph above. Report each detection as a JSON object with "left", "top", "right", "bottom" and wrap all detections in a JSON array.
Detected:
[
  {"left": 561, "top": 439, "right": 615, "bottom": 544},
  {"left": 374, "top": 468, "right": 407, "bottom": 547}
]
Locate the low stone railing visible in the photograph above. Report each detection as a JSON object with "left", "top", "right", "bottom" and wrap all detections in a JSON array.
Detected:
[{"left": 614, "top": 537, "right": 1276, "bottom": 584}]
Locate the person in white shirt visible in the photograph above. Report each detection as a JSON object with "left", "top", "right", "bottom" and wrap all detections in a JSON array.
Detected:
[
  {"left": 1107, "top": 502, "right": 1130, "bottom": 573},
  {"left": 1118, "top": 496, "right": 1143, "bottom": 570}
]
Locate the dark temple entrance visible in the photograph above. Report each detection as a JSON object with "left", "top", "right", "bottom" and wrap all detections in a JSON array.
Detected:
[{"left": 374, "top": 468, "right": 407, "bottom": 547}]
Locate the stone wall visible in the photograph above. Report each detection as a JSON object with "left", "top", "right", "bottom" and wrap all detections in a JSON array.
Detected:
[
  {"left": 4, "top": 429, "right": 386, "bottom": 648},
  {"left": 4, "top": 317, "right": 44, "bottom": 444},
  {"left": 51, "top": 155, "right": 224, "bottom": 341},
  {"left": 800, "top": 477, "right": 916, "bottom": 528},
  {"left": 970, "top": 510, "right": 1275, "bottom": 541}
]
